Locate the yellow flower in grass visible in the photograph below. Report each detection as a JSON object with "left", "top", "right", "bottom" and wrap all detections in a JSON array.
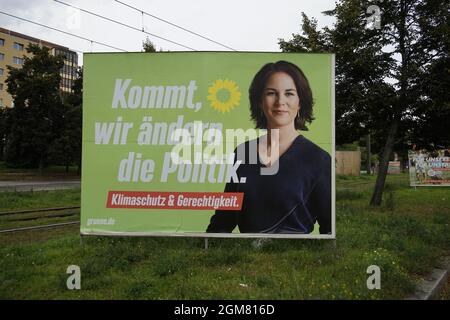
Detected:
[{"left": 207, "top": 79, "right": 241, "bottom": 113}]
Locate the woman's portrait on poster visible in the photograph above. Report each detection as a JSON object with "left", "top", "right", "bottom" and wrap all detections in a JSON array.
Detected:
[{"left": 207, "top": 60, "right": 332, "bottom": 234}]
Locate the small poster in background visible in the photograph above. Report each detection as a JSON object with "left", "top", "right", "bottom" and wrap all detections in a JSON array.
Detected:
[{"left": 408, "top": 150, "right": 450, "bottom": 186}]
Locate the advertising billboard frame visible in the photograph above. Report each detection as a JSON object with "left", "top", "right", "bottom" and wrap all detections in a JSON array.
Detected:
[{"left": 81, "top": 51, "right": 336, "bottom": 239}]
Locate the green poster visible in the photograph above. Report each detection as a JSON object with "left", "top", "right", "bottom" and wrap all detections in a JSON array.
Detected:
[{"left": 81, "top": 52, "right": 335, "bottom": 238}]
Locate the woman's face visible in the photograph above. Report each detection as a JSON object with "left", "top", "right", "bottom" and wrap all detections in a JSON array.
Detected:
[{"left": 262, "top": 72, "right": 300, "bottom": 129}]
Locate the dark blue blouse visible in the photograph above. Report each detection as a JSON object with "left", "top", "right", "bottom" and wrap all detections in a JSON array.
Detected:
[{"left": 206, "top": 135, "right": 331, "bottom": 234}]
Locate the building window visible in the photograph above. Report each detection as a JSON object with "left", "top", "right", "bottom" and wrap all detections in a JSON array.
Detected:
[
  {"left": 13, "top": 42, "right": 24, "bottom": 51},
  {"left": 0, "top": 68, "right": 3, "bottom": 76},
  {"left": 0, "top": 53, "right": 4, "bottom": 61},
  {"left": 0, "top": 99, "right": 3, "bottom": 107},
  {"left": 0, "top": 83, "right": 3, "bottom": 91},
  {"left": 13, "top": 57, "right": 24, "bottom": 65},
  {"left": 0, "top": 39, "right": 4, "bottom": 46}
]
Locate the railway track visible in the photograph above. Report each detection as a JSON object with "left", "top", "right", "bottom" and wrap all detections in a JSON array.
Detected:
[
  {"left": 0, "top": 206, "right": 80, "bottom": 216},
  {"left": 0, "top": 206, "right": 81, "bottom": 233},
  {"left": 0, "top": 221, "right": 80, "bottom": 233}
]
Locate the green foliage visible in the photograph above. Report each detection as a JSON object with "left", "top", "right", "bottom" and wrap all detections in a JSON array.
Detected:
[
  {"left": 384, "top": 190, "right": 396, "bottom": 211},
  {"left": 3, "top": 46, "right": 83, "bottom": 172},
  {"left": 142, "top": 37, "right": 157, "bottom": 53},
  {"left": 279, "top": 0, "right": 450, "bottom": 205},
  {"left": 336, "top": 189, "right": 365, "bottom": 200},
  {"left": 0, "top": 108, "right": 6, "bottom": 160},
  {"left": 336, "top": 142, "right": 360, "bottom": 151},
  {"left": 49, "top": 68, "right": 83, "bottom": 174},
  {"left": 278, "top": 12, "right": 332, "bottom": 53},
  {"left": 4, "top": 44, "right": 64, "bottom": 169},
  {"left": 0, "top": 189, "right": 80, "bottom": 211},
  {"left": 409, "top": 56, "right": 450, "bottom": 149}
]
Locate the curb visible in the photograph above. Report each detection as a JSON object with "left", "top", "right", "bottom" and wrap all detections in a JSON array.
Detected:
[{"left": 405, "top": 256, "right": 450, "bottom": 300}]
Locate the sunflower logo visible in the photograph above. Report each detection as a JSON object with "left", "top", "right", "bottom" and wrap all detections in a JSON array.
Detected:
[{"left": 207, "top": 79, "right": 241, "bottom": 113}]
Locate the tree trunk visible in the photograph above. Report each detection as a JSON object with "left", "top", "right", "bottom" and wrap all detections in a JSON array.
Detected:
[
  {"left": 38, "top": 154, "right": 44, "bottom": 176},
  {"left": 370, "top": 121, "right": 398, "bottom": 206},
  {"left": 0, "top": 134, "right": 4, "bottom": 160},
  {"left": 370, "top": 0, "right": 408, "bottom": 206},
  {"left": 366, "top": 133, "right": 371, "bottom": 174},
  {"left": 77, "top": 158, "right": 81, "bottom": 176}
]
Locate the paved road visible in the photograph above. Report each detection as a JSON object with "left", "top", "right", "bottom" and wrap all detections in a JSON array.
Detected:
[{"left": 0, "top": 180, "right": 81, "bottom": 192}]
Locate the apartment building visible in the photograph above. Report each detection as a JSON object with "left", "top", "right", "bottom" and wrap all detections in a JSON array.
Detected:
[{"left": 0, "top": 27, "right": 78, "bottom": 108}]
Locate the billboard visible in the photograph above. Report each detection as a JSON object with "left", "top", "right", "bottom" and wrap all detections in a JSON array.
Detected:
[
  {"left": 388, "top": 161, "right": 401, "bottom": 174},
  {"left": 81, "top": 52, "right": 335, "bottom": 238},
  {"left": 408, "top": 150, "right": 450, "bottom": 186}
]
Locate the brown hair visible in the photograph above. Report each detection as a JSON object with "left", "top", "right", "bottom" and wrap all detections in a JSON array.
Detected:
[{"left": 249, "top": 60, "right": 314, "bottom": 130}]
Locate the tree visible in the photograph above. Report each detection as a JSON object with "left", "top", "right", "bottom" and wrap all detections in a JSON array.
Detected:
[
  {"left": 406, "top": 0, "right": 450, "bottom": 149},
  {"left": 49, "top": 67, "right": 83, "bottom": 174},
  {"left": 409, "top": 57, "right": 450, "bottom": 149},
  {"left": 4, "top": 44, "right": 64, "bottom": 172},
  {"left": 0, "top": 107, "right": 6, "bottom": 160},
  {"left": 142, "top": 37, "right": 157, "bottom": 52},
  {"left": 279, "top": 0, "right": 449, "bottom": 206}
]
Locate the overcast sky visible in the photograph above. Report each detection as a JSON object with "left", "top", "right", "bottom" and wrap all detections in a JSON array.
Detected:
[{"left": 0, "top": 0, "right": 337, "bottom": 65}]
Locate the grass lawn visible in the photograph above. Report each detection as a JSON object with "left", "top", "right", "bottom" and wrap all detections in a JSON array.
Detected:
[
  {"left": 0, "top": 174, "right": 449, "bottom": 299},
  {"left": 0, "top": 161, "right": 80, "bottom": 181},
  {"left": 439, "top": 276, "right": 450, "bottom": 300},
  {"left": 0, "top": 188, "right": 80, "bottom": 212}
]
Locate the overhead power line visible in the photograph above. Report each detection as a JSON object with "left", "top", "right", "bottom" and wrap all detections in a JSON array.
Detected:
[
  {"left": 114, "top": 0, "right": 237, "bottom": 51},
  {"left": 53, "top": 0, "right": 196, "bottom": 51},
  {"left": 0, "top": 11, "right": 128, "bottom": 52}
]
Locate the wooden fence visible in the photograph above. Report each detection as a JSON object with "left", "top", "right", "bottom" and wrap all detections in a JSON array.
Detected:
[{"left": 336, "top": 151, "right": 361, "bottom": 175}]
